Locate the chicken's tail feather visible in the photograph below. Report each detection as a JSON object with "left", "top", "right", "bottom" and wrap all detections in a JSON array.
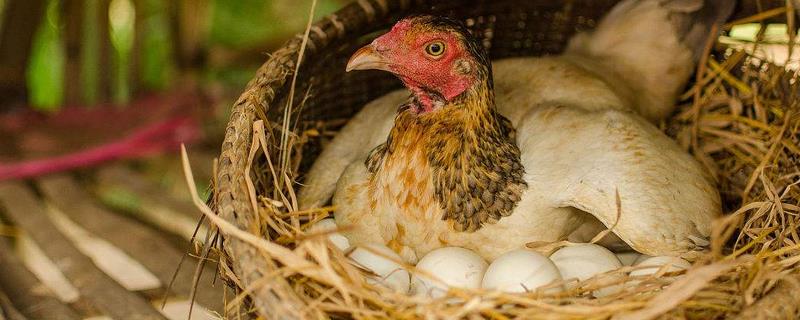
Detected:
[{"left": 566, "top": 0, "right": 735, "bottom": 122}]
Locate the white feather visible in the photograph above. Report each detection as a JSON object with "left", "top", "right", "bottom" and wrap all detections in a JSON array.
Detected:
[{"left": 300, "top": 0, "right": 724, "bottom": 261}]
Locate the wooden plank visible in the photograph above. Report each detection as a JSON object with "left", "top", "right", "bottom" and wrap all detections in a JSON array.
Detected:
[
  {"left": 93, "top": 165, "right": 212, "bottom": 268},
  {"left": 139, "top": 149, "right": 217, "bottom": 204},
  {"left": 95, "top": 165, "right": 207, "bottom": 240},
  {"left": 37, "top": 174, "right": 224, "bottom": 312},
  {"left": 15, "top": 233, "right": 81, "bottom": 303},
  {"left": 45, "top": 205, "right": 162, "bottom": 292},
  {"left": 0, "top": 182, "right": 166, "bottom": 319},
  {"left": 0, "top": 238, "right": 81, "bottom": 320},
  {"left": 0, "top": 289, "right": 27, "bottom": 320}
]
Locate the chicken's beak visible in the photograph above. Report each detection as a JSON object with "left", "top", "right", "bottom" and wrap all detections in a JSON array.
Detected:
[{"left": 346, "top": 44, "right": 391, "bottom": 72}]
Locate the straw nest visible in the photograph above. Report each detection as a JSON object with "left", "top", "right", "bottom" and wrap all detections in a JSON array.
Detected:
[{"left": 195, "top": 3, "right": 800, "bottom": 319}]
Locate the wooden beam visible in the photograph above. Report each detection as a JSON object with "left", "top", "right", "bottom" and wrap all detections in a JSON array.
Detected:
[
  {"left": 168, "top": 0, "right": 210, "bottom": 72},
  {"left": 77, "top": 0, "right": 103, "bottom": 105},
  {"left": 0, "top": 238, "right": 80, "bottom": 320},
  {"left": 130, "top": 0, "right": 144, "bottom": 96},
  {"left": 0, "top": 0, "right": 46, "bottom": 107},
  {"left": 0, "top": 182, "right": 166, "bottom": 319},
  {"left": 61, "top": 0, "right": 84, "bottom": 105},
  {"left": 37, "top": 174, "right": 224, "bottom": 312},
  {"left": 100, "top": 0, "right": 114, "bottom": 102}
]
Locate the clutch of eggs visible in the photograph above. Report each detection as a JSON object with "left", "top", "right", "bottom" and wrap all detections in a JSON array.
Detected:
[{"left": 337, "top": 235, "right": 693, "bottom": 298}]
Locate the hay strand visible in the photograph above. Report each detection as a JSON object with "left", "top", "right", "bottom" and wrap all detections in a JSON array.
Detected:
[{"left": 206, "top": 4, "right": 800, "bottom": 319}]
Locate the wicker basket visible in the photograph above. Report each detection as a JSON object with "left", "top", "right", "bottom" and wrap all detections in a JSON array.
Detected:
[{"left": 211, "top": 0, "right": 794, "bottom": 318}]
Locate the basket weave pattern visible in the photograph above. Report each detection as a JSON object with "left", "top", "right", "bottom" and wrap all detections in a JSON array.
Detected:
[{"left": 212, "top": 0, "right": 791, "bottom": 318}]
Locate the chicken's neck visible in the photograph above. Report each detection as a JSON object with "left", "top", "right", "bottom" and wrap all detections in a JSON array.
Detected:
[{"left": 366, "top": 79, "right": 527, "bottom": 232}]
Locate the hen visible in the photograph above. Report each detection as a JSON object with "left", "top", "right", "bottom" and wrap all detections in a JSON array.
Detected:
[{"left": 299, "top": 0, "right": 733, "bottom": 263}]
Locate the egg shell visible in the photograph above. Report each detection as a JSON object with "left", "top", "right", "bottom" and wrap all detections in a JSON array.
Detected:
[
  {"left": 411, "top": 247, "right": 488, "bottom": 298},
  {"left": 632, "top": 254, "right": 654, "bottom": 266},
  {"left": 616, "top": 252, "right": 641, "bottom": 266},
  {"left": 482, "top": 249, "right": 563, "bottom": 293},
  {"left": 630, "top": 256, "right": 691, "bottom": 278},
  {"left": 307, "top": 218, "right": 350, "bottom": 251},
  {"left": 550, "top": 243, "right": 623, "bottom": 297},
  {"left": 349, "top": 244, "right": 410, "bottom": 293}
]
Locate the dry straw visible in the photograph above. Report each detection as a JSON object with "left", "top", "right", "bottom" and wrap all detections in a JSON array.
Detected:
[{"left": 191, "top": 5, "right": 800, "bottom": 320}]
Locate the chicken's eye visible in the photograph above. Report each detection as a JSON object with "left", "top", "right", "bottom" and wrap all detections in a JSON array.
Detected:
[{"left": 425, "top": 41, "right": 445, "bottom": 57}]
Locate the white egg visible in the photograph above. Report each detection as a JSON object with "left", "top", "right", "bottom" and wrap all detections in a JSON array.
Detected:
[
  {"left": 411, "top": 247, "right": 488, "bottom": 298},
  {"left": 481, "top": 249, "right": 563, "bottom": 293},
  {"left": 349, "top": 244, "right": 410, "bottom": 293},
  {"left": 616, "top": 252, "right": 641, "bottom": 266},
  {"left": 630, "top": 256, "right": 691, "bottom": 278},
  {"left": 550, "top": 243, "right": 623, "bottom": 297},
  {"left": 307, "top": 218, "right": 350, "bottom": 251},
  {"left": 632, "top": 254, "right": 654, "bottom": 266}
]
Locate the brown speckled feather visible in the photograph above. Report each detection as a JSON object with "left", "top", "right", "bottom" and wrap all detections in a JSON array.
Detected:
[{"left": 302, "top": 0, "right": 729, "bottom": 262}]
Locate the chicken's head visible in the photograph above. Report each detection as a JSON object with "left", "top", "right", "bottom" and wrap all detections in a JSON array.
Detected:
[{"left": 346, "top": 15, "right": 490, "bottom": 113}]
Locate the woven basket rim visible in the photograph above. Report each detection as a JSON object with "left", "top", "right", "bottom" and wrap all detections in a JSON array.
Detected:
[
  {"left": 212, "top": 0, "right": 793, "bottom": 318},
  {"left": 213, "top": 1, "right": 400, "bottom": 316}
]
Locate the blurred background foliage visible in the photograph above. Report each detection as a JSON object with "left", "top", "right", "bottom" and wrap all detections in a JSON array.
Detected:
[
  {"left": 0, "top": 0, "right": 794, "bottom": 113},
  {"left": 0, "top": 0, "right": 794, "bottom": 216},
  {"left": 0, "top": 0, "right": 341, "bottom": 112}
]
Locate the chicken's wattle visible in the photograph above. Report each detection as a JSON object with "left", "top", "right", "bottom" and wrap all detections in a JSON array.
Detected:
[{"left": 302, "top": 0, "right": 731, "bottom": 263}]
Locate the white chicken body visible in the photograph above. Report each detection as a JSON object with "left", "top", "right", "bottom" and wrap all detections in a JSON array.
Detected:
[
  {"left": 330, "top": 58, "right": 716, "bottom": 262},
  {"left": 301, "top": 0, "right": 730, "bottom": 263}
]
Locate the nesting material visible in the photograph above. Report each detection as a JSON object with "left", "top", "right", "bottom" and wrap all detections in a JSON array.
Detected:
[{"left": 205, "top": 7, "right": 800, "bottom": 318}]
